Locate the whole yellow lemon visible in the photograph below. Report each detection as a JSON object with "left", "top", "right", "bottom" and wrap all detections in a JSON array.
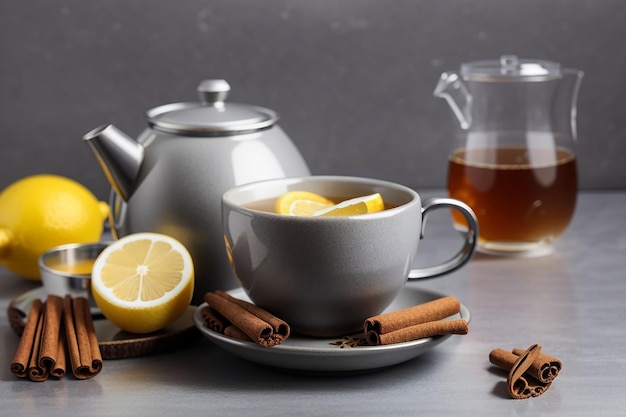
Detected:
[{"left": 0, "top": 174, "right": 110, "bottom": 281}]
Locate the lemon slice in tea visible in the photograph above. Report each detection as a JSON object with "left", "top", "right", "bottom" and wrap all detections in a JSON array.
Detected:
[
  {"left": 275, "top": 191, "right": 334, "bottom": 216},
  {"left": 314, "top": 193, "right": 385, "bottom": 216}
]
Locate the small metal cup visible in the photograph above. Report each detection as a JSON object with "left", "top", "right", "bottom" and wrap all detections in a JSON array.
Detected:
[{"left": 39, "top": 242, "right": 110, "bottom": 306}]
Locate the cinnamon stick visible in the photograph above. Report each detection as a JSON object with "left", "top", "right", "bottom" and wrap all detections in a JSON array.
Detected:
[
  {"left": 489, "top": 348, "right": 520, "bottom": 371},
  {"left": 203, "top": 291, "right": 290, "bottom": 347},
  {"left": 10, "top": 299, "right": 43, "bottom": 378},
  {"left": 364, "top": 296, "right": 465, "bottom": 345},
  {"left": 51, "top": 332, "right": 67, "bottom": 379},
  {"left": 77, "top": 297, "right": 103, "bottom": 376},
  {"left": 507, "top": 344, "right": 547, "bottom": 399},
  {"left": 215, "top": 291, "right": 290, "bottom": 339},
  {"left": 38, "top": 295, "right": 64, "bottom": 377},
  {"left": 224, "top": 326, "right": 253, "bottom": 342},
  {"left": 200, "top": 306, "right": 226, "bottom": 334},
  {"left": 27, "top": 306, "right": 48, "bottom": 382},
  {"left": 512, "top": 347, "right": 562, "bottom": 383},
  {"left": 366, "top": 319, "right": 468, "bottom": 346},
  {"left": 63, "top": 296, "right": 103, "bottom": 379}
]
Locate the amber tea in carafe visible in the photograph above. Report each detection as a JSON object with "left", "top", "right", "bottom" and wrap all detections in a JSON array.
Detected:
[
  {"left": 435, "top": 55, "right": 583, "bottom": 256},
  {"left": 447, "top": 145, "right": 577, "bottom": 253}
]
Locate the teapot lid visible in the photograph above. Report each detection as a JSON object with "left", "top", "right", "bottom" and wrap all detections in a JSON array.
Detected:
[
  {"left": 146, "top": 79, "right": 278, "bottom": 136},
  {"left": 460, "top": 55, "right": 562, "bottom": 82}
]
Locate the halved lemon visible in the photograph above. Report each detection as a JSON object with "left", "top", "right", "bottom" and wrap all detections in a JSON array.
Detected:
[
  {"left": 91, "top": 232, "right": 194, "bottom": 334},
  {"left": 275, "top": 191, "right": 334, "bottom": 216},
  {"left": 315, "top": 193, "right": 385, "bottom": 216}
]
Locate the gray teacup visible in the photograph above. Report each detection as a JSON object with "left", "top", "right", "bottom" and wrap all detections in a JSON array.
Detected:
[{"left": 222, "top": 176, "right": 478, "bottom": 337}]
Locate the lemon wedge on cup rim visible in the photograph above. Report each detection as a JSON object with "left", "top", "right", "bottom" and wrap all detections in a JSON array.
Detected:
[
  {"left": 91, "top": 232, "right": 194, "bottom": 334},
  {"left": 275, "top": 191, "right": 385, "bottom": 217}
]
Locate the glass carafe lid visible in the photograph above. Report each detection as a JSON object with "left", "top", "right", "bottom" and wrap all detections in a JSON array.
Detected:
[{"left": 461, "top": 55, "right": 562, "bottom": 82}]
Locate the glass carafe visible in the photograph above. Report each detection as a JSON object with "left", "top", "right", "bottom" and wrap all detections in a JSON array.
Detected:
[{"left": 434, "top": 55, "right": 583, "bottom": 257}]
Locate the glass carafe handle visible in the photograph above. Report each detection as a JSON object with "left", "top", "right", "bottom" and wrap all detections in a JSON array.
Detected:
[{"left": 433, "top": 72, "right": 472, "bottom": 130}]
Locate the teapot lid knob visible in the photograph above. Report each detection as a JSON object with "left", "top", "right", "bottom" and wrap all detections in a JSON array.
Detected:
[{"left": 198, "top": 79, "right": 230, "bottom": 106}]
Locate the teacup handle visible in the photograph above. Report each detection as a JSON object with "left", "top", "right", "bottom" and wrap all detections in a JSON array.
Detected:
[{"left": 408, "top": 197, "right": 478, "bottom": 280}]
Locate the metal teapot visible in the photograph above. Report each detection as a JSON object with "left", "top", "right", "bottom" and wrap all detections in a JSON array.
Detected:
[{"left": 83, "top": 79, "right": 310, "bottom": 303}]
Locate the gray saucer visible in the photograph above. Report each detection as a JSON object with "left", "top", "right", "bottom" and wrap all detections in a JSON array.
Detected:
[{"left": 194, "top": 286, "right": 470, "bottom": 374}]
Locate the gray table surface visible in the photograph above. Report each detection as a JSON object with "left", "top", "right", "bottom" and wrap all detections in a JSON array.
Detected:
[{"left": 1, "top": 191, "right": 625, "bottom": 416}]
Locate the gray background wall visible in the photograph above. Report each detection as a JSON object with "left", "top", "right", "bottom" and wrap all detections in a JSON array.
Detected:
[{"left": 1, "top": 0, "right": 625, "bottom": 200}]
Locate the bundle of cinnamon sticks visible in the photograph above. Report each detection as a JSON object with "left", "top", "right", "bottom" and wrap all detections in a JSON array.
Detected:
[
  {"left": 10, "top": 295, "right": 103, "bottom": 382},
  {"left": 201, "top": 291, "right": 290, "bottom": 347},
  {"left": 364, "top": 296, "right": 468, "bottom": 345},
  {"left": 489, "top": 344, "right": 562, "bottom": 399}
]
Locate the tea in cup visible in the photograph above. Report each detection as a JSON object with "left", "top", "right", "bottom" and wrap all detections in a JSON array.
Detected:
[{"left": 221, "top": 176, "right": 478, "bottom": 337}]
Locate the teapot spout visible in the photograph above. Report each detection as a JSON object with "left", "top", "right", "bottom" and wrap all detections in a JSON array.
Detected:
[
  {"left": 433, "top": 72, "right": 472, "bottom": 130},
  {"left": 83, "top": 124, "right": 144, "bottom": 202}
]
